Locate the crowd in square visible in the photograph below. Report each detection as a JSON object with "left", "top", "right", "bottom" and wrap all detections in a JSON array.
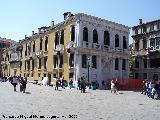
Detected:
[{"left": 141, "top": 80, "right": 160, "bottom": 100}]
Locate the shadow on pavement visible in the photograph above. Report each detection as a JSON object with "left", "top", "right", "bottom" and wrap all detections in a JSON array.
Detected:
[
  {"left": 25, "top": 92, "right": 31, "bottom": 94},
  {"left": 57, "top": 90, "right": 62, "bottom": 91}
]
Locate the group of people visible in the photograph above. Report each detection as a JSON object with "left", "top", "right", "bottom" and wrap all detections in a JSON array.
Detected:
[
  {"left": 2, "top": 76, "right": 28, "bottom": 93},
  {"left": 55, "top": 78, "right": 68, "bottom": 90},
  {"left": 141, "top": 80, "right": 160, "bottom": 99},
  {"left": 4, "top": 75, "right": 160, "bottom": 99},
  {"left": 0, "top": 76, "right": 7, "bottom": 82},
  {"left": 54, "top": 77, "right": 88, "bottom": 93}
]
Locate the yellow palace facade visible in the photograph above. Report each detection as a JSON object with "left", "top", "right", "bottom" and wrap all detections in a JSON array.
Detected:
[{"left": 2, "top": 12, "right": 130, "bottom": 85}]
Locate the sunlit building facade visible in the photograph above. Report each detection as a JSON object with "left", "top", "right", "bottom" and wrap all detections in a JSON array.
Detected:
[
  {"left": 0, "top": 37, "right": 15, "bottom": 76},
  {"left": 132, "top": 19, "right": 160, "bottom": 80},
  {"left": 2, "top": 12, "right": 130, "bottom": 85}
]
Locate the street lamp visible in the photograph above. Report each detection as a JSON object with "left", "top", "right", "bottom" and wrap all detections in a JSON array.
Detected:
[{"left": 87, "top": 57, "right": 90, "bottom": 83}]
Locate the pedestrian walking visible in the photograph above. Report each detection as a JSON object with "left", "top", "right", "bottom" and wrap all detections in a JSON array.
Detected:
[
  {"left": 69, "top": 79, "right": 73, "bottom": 89},
  {"left": 110, "top": 80, "right": 115, "bottom": 93},
  {"left": 80, "top": 77, "right": 86, "bottom": 93},
  {"left": 22, "top": 77, "right": 27, "bottom": 93},
  {"left": 19, "top": 77, "right": 23, "bottom": 92},
  {"left": 114, "top": 79, "right": 118, "bottom": 94},
  {"left": 141, "top": 80, "right": 146, "bottom": 94},
  {"left": 11, "top": 76, "right": 19, "bottom": 92},
  {"left": 61, "top": 77, "right": 65, "bottom": 89},
  {"left": 102, "top": 80, "right": 106, "bottom": 90},
  {"left": 77, "top": 78, "right": 81, "bottom": 90},
  {"left": 55, "top": 79, "right": 59, "bottom": 91},
  {"left": 8, "top": 76, "right": 13, "bottom": 83}
]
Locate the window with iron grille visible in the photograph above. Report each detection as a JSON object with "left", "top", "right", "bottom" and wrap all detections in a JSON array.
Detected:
[
  {"left": 82, "top": 54, "right": 87, "bottom": 68},
  {"left": 71, "top": 26, "right": 75, "bottom": 42},
  {"left": 53, "top": 55, "right": 58, "bottom": 68},
  {"left": 59, "top": 55, "right": 63, "bottom": 68},
  {"left": 143, "top": 73, "right": 147, "bottom": 79},
  {"left": 55, "top": 32, "right": 59, "bottom": 49},
  {"left": 122, "top": 59, "right": 126, "bottom": 70},
  {"left": 143, "top": 59, "right": 147, "bottom": 68},
  {"left": 115, "top": 58, "right": 119, "bottom": 70},
  {"left": 38, "top": 58, "right": 41, "bottom": 69},
  {"left": 92, "top": 55, "right": 97, "bottom": 69},
  {"left": 69, "top": 54, "right": 74, "bottom": 67},
  {"left": 135, "top": 73, "right": 139, "bottom": 79},
  {"left": 45, "top": 36, "right": 48, "bottom": 51}
]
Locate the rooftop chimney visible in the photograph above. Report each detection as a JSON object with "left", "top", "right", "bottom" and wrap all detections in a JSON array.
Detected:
[
  {"left": 51, "top": 21, "right": 54, "bottom": 27},
  {"left": 38, "top": 28, "right": 41, "bottom": 33},
  {"left": 139, "top": 19, "right": 142, "bottom": 25},
  {"left": 25, "top": 35, "right": 27, "bottom": 39},
  {"left": 32, "top": 31, "right": 34, "bottom": 36},
  {"left": 63, "top": 12, "right": 72, "bottom": 20}
]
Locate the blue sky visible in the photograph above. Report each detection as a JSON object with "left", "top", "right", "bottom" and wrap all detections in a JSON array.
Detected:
[{"left": 0, "top": 0, "right": 160, "bottom": 44}]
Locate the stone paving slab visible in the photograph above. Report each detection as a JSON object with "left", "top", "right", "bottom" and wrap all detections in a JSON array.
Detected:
[{"left": 0, "top": 82, "right": 160, "bottom": 120}]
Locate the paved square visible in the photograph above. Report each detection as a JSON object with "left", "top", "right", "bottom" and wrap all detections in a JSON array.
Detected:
[{"left": 0, "top": 82, "right": 160, "bottom": 120}]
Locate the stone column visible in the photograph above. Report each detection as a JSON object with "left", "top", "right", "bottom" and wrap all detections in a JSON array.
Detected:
[
  {"left": 88, "top": 29, "right": 92, "bottom": 48},
  {"left": 120, "top": 31, "right": 123, "bottom": 49},
  {"left": 110, "top": 30, "right": 114, "bottom": 49},
  {"left": 73, "top": 51, "right": 77, "bottom": 81},
  {"left": 119, "top": 57, "right": 122, "bottom": 80},
  {"left": 78, "top": 22, "right": 83, "bottom": 47},
  {"left": 76, "top": 53, "right": 81, "bottom": 80},
  {"left": 97, "top": 55, "right": 102, "bottom": 87},
  {"left": 98, "top": 29, "right": 103, "bottom": 50}
]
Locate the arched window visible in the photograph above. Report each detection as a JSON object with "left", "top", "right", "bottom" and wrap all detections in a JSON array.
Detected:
[
  {"left": 33, "top": 41, "right": 35, "bottom": 52},
  {"left": 83, "top": 27, "right": 88, "bottom": 42},
  {"left": 25, "top": 43, "right": 27, "bottom": 56},
  {"left": 40, "top": 37, "right": 43, "bottom": 50},
  {"left": 71, "top": 26, "right": 75, "bottom": 42},
  {"left": 55, "top": 32, "right": 59, "bottom": 49},
  {"left": 45, "top": 36, "right": 48, "bottom": 51},
  {"left": 115, "top": 34, "right": 119, "bottom": 47},
  {"left": 115, "top": 58, "right": 119, "bottom": 70},
  {"left": 123, "top": 36, "right": 127, "bottom": 49},
  {"left": 93, "top": 29, "right": 98, "bottom": 43},
  {"left": 104, "top": 31, "right": 110, "bottom": 46},
  {"left": 60, "top": 30, "right": 64, "bottom": 45}
]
